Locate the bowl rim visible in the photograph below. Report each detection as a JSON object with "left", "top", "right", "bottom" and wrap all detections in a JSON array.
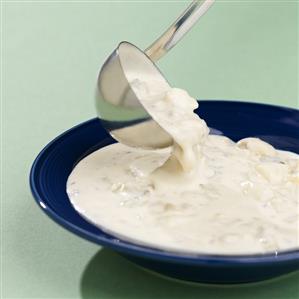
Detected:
[{"left": 30, "top": 100, "right": 299, "bottom": 265}]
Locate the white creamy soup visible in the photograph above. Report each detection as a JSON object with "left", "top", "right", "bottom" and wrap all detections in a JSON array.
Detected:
[{"left": 67, "top": 85, "right": 299, "bottom": 255}]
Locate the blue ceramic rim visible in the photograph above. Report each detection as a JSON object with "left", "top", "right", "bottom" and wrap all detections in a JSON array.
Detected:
[{"left": 30, "top": 100, "right": 299, "bottom": 265}]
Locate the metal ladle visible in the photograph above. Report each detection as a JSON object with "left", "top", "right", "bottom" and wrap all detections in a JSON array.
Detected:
[{"left": 95, "top": 0, "right": 215, "bottom": 149}]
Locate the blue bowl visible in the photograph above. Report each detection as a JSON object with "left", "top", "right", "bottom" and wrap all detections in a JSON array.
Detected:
[{"left": 30, "top": 101, "right": 299, "bottom": 284}]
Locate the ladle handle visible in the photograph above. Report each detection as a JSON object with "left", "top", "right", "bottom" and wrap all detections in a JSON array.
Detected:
[{"left": 145, "top": 0, "right": 215, "bottom": 61}]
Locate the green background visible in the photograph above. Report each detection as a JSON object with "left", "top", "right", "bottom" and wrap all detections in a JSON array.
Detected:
[{"left": 2, "top": 1, "right": 298, "bottom": 298}]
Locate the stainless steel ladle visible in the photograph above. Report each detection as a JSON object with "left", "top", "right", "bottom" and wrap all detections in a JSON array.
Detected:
[{"left": 95, "top": 0, "right": 215, "bottom": 149}]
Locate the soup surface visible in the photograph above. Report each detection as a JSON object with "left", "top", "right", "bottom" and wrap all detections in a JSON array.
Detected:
[{"left": 67, "top": 85, "right": 299, "bottom": 254}]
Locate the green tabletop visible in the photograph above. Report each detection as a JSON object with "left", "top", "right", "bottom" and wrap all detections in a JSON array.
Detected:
[{"left": 2, "top": 1, "right": 298, "bottom": 298}]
